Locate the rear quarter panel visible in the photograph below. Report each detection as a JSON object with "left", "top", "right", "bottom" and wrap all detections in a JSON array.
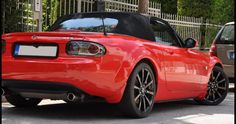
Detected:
[{"left": 86, "top": 35, "right": 166, "bottom": 102}]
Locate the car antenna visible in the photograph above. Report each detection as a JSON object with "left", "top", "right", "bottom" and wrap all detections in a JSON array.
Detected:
[{"left": 101, "top": 15, "right": 107, "bottom": 36}]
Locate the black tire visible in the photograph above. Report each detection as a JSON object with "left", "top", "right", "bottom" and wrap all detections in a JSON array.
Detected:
[
  {"left": 194, "top": 66, "right": 229, "bottom": 105},
  {"left": 119, "top": 63, "right": 156, "bottom": 118},
  {"left": 5, "top": 94, "right": 42, "bottom": 107}
]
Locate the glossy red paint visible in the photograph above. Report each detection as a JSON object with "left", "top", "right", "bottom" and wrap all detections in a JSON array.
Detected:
[{"left": 2, "top": 32, "right": 223, "bottom": 103}]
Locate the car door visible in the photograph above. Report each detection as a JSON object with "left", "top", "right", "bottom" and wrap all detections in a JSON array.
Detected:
[
  {"left": 215, "top": 24, "right": 234, "bottom": 78},
  {"left": 150, "top": 18, "right": 202, "bottom": 92}
]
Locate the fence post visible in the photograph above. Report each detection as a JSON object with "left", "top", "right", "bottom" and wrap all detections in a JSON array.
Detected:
[
  {"left": 200, "top": 17, "right": 206, "bottom": 50},
  {"left": 39, "top": 0, "right": 43, "bottom": 32},
  {"left": 97, "top": 0, "right": 105, "bottom": 12},
  {"left": 33, "top": 0, "right": 43, "bottom": 32},
  {"left": 77, "top": 0, "right": 82, "bottom": 12}
]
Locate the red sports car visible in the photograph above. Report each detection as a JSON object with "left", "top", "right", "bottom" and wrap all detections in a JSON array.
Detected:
[{"left": 1, "top": 12, "right": 229, "bottom": 118}]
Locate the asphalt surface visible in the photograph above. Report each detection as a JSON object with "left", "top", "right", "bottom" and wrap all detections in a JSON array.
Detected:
[{"left": 2, "top": 91, "right": 234, "bottom": 124}]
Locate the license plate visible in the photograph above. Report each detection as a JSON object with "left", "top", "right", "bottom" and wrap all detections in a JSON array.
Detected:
[
  {"left": 228, "top": 51, "right": 235, "bottom": 60},
  {"left": 14, "top": 43, "right": 58, "bottom": 58}
]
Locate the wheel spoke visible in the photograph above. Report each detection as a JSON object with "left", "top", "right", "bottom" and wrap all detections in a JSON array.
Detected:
[
  {"left": 134, "top": 85, "right": 140, "bottom": 90},
  {"left": 218, "top": 86, "right": 226, "bottom": 90},
  {"left": 207, "top": 89, "right": 213, "bottom": 99},
  {"left": 142, "top": 69, "right": 145, "bottom": 83},
  {"left": 212, "top": 91, "right": 216, "bottom": 100},
  {"left": 207, "top": 85, "right": 211, "bottom": 90},
  {"left": 142, "top": 96, "right": 146, "bottom": 112},
  {"left": 146, "top": 90, "right": 154, "bottom": 96},
  {"left": 138, "top": 97, "right": 142, "bottom": 110},
  {"left": 144, "top": 95, "right": 152, "bottom": 106},
  {"left": 214, "top": 72, "right": 221, "bottom": 82},
  {"left": 136, "top": 74, "right": 142, "bottom": 86},
  {"left": 216, "top": 90, "right": 222, "bottom": 98},
  {"left": 145, "top": 72, "right": 150, "bottom": 84},
  {"left": 211, "top": 72, "right": 214, "bottom": 81},
  {"left": 216, "top": 78, "right": 226, "bottom": 84},
  {"left": 145, "top": 80, "right": 153, "bottom": 89},
  {"left": 135, "top": 94, "right": 141, "bottom": 102},
  {"left": 208, "top": 89, "right": 212, "bottom": 96}
]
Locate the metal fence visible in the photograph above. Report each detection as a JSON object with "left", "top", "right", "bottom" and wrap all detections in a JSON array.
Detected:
[
  {"left": 2, "top": 0, "right": 37, "bottom": 33},
  {"left": 54, "top": 0, "right": 222, "bottom": 47},
  {"left": 55, "top": 0, "right": 161, "bottom": 22},
  {"left": 58, "top": 0, "right": 94, "bottom": 16},
  {"left": 205, "top": 21, "right": 222, "bottom": 47},
  {"left": 161, "top": 13, "right": 203, "bottom": 41},
  {"left": 42, "top": 0, "right": 161, "bottom": 29},
  {"left": 3, "top": 0, "right": 222, "bottom": 47},
  {"left": 104, "top": 0, "right": 161, "bottom": 17},
  {"left": 43, "top": 0, "right": 95, "bottom": 28},
  {"left": 18, "top": 0, "right": 37, "bottom": 32}
]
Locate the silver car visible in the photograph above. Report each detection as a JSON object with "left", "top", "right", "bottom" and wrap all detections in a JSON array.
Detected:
[{"left": 209, "top": 22, "right": 234, "bottom": 79}]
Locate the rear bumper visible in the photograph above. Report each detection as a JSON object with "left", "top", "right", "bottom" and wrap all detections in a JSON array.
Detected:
[
  {"left": 2, "top": 80, "right": 79, "bottom": 92},
  {"left": 2, "top": 79, "right": 85, "bottom": 100},
  {"left": 223, "top": 64, "right": 234, "bottom": 78},
  {"left": 2, "top": 56, "right": 126, "bottom": 103}
]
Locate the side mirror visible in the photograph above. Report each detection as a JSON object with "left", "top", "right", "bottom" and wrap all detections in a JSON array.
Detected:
[{"left": 184, "top": 38, "right": 198, "bottom": 48}]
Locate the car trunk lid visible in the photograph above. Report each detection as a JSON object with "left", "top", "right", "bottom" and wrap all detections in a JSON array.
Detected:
[{"left": 2, "top": 32, "right": 107, "bottom": 58}]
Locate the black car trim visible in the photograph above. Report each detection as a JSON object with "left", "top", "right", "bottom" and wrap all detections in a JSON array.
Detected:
[{"left": 2, "top": 79, "right": 81, "bottom": 94}]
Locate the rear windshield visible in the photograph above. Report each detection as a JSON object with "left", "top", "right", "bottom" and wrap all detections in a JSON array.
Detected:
[
  {"left": 50, "top": 17, "right": 118, "bottom": 33},
  {"left": 216, "top": 24, "right": 234, "bottom": 44},
  {"left": 48, "top": 13, "right": 155, "bottom": 41}
]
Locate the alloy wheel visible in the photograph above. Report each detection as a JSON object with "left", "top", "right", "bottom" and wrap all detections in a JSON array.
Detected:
[
  {"left": 205, "top": 70, "right": 228, "bottom": 103},
  {"left": 134, "top": 68, "right": 155, "bottom": 113}
]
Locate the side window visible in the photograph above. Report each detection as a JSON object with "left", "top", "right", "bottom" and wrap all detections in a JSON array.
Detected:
[
  {"left": 219, "top": 24, "right": 234, "bottom": 44},
  {"left": 151, "top": 20, "right": 179, "bottom": 47}
]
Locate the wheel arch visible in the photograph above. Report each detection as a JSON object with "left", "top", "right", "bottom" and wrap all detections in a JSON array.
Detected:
[
  {"left": 105, "top": 42, "right": 161, "bottom": 103},
  {"left": 105, "top": 57, "right": 160, "bottom": 103},
  {"left": 214, "top": 63, "right": 223, "bottom": 68},
  {"left": 208, "top": 56, "right": 224, "bottom": 76},
  {"left": 125, "top": 57, "right": 159, "bottom": 96},
  {"left": 135, "top": 58, "right": 158, "bottom": 83}
]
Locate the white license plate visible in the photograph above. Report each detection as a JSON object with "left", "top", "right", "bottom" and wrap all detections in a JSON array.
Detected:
[{"left": 14, "top": 44, "right": 58, "bottom": 57}]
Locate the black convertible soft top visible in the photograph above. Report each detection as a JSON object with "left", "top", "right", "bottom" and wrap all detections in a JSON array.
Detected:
[{"left": 49, "top": 12, "right": 156, "bottom": 41}]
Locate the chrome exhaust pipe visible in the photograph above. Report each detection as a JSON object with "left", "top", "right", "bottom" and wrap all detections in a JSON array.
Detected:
[
  {"left": 2, "top": 88, "right": 5, "bottom": 96},
  {"left": 67, "top": 93, "right": 77, "bottom": 101}
]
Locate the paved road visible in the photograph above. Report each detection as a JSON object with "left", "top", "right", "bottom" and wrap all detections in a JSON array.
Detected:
[{"left": 2, "top": 92, "right": 234, "bottom": 124}]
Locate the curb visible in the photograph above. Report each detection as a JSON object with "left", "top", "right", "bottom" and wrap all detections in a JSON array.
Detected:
[
  {"left": 229, "top": 87, "right": 234, "bottom": 92},
  {"left": 229, "top": 83, "right": 234, "bottom": 92}
]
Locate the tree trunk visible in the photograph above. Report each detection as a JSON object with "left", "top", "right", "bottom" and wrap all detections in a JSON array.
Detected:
[
  {"left": 1, "top": 0, "right": 5, "bottom": 34},
  {"left": 138, "top": 0, "right": 149, "bottom": 14},
  {"left": 200, "top": 18, "right": 207, "bottom": 50}
]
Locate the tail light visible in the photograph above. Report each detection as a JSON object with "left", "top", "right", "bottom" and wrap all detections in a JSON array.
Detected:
[
  {"left": 66, "top": 41, "right": 106, "bottom": 57},
  {"left": 209, "top": 42, "right": 217, "bottom": 56},
  {"left": 2, "top": 39, "right": 6, "bottom": 53}
]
